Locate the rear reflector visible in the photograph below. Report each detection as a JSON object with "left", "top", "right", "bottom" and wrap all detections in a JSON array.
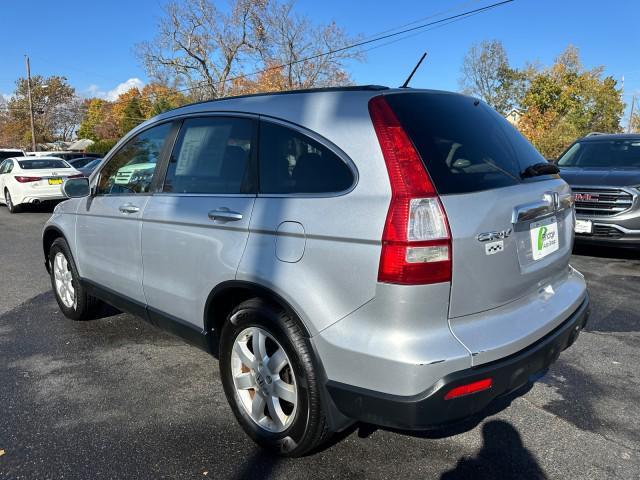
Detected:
[
  {"left": 14, "top": 176, "right": 42, "bottom": 183},
  {"left": 444, "top": 378, "right": 493, "bottom": 400},
  {"left": 369, "top": 95, "right": 452, "bottom": 285}
]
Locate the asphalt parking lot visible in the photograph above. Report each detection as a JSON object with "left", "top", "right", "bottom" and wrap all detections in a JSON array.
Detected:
[{"left": 0, "top": 205, "right": 638, "bottom": 480}]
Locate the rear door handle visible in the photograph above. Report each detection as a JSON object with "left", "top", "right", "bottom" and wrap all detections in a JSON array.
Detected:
[
  {"left": 119, "top": 203, "right": 140, "bottom": 214},
  {"left": 208, "top": 208, "right": 243, "bottom": 222}
]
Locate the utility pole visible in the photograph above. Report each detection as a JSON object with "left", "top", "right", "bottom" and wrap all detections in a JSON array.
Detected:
[
  {"left": 628, "top": 95, "right": 636, "bottom": 134},
  {"left": 25, "top": 55, "right": 36, "bottom": 152}
]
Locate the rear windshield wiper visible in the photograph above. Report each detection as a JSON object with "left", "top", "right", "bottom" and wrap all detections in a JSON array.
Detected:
[{"left": 521, "top": 162, "right": 560, "bottom": 179}]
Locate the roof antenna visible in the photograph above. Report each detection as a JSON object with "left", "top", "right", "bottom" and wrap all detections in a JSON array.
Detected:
[{"left": 400, "top": 52, "right": 427, "bottom": 88}]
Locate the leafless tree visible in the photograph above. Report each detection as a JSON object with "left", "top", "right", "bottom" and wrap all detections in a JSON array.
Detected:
[
  {"left": 459, "top": 39, "right": 529, "bottom": 115},
  {"left": 137, "top": 0, "right": 362, "bottom": 100},
  {"left": 260, "top": 1, "right": 361, "bottom": 89}
]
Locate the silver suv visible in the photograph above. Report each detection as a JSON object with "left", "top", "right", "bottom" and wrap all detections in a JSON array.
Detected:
[{"left": 43, "top": 86, "right": 590, "bottom": 456}]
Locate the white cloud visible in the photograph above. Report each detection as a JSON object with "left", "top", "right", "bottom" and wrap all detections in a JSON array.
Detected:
[
  {"left": 83, "top": 78, "right": 145, "bottom": 101},
  {"left": 2, "top": 93, "right": 12, "bottom": 102}
]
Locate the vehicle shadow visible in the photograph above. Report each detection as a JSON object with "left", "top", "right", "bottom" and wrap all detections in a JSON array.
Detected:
[{"left": 439, "top": 419, "right": 547, "bottom": 479}]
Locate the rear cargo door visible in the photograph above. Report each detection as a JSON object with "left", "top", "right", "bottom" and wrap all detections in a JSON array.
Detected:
[{"left": 386, "top": 92, "right": 574, "bottom": 318}]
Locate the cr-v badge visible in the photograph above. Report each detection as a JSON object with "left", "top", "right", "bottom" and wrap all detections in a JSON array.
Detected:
[{"left": 477, "top": 229, "right": 512, "bottom": 256}]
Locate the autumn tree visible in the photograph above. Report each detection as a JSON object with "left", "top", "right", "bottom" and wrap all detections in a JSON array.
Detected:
[
  {"left": 2, "top": 75, "right": 83, "bottom": 147},
  {"left": 518, "top": 46, "right": 624, "bottom": 158},
  {"left": 459, "top": 40, "right": 529, "bottom": 115},
  {"left": 140, "top": 83, "right": 189, "bottom": 117},
  {"left": 77, "top": 98, "right": 107, "bottom": 141},
  {"left": 137, "top": 0, "right": 361, "bottom": 100}
]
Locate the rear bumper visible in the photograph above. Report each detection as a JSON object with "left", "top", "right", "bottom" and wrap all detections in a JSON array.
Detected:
[
  {"left": 326, "top": 294, "right": 589, "bottom": 430},
  {"left": 15, "top": 193, "right": 66, "bottom": 205}
]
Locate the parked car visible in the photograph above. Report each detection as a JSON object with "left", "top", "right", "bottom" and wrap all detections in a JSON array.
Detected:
[
  {"left": 42, "top": 86, "right": 589, "bottom": 456},
  {"left": 0, "top": 157, "right": 82, "bottom": 213},
  {"left": 30, "top": 151, "right": 101, "bottom": 162},
  {"left": 556, "top": 133, "right": 640, "bottom": 246},
  {"left": 0, "top": 148, "right": 26, "bottom": 161},
  {"left": 68, "top": 156, "right": 101, "bottom": 169},
  {"left": 77, "top": 158, "right": 103, "bottom": 177}
]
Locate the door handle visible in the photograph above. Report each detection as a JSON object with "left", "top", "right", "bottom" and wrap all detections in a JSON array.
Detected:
[
  {"left": 208, "top": 208, "right": 243, "bottom": 222},
  {"left": 119, "top": 203, "right": 140, "bottom": 214}
]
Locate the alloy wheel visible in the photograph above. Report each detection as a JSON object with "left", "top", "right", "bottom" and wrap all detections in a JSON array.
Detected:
[
  {"left": 53, "top": 252, "right": 76, "bottom": 309},
  {"left": 231, "top": 326, "right": 298, "bottom": 433}
]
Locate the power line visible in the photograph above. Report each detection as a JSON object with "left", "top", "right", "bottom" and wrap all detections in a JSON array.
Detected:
[
  {"left": 165, "top": 0, "right": 515, "bottom": 98},
  {"left": 4, "top": 0, "right": 515, "bottom": 125}
]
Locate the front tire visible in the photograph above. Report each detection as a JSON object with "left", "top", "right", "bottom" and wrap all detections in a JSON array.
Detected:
[
  {"left": 49, "top": 238, "right": 101, "bottom": 320},
  {"left": 5, "top": 189, "right": 20, "bottom": 213},
  {"left": 219, "top": 298, "right": 330, "bottom": 456}
]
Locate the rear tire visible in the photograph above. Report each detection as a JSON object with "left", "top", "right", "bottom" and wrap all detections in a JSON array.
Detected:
[
  {"left": 49, "top": 237, "right": 101, "bottom": 320},
  {"left": 219, "top": 298, "right": 331, "bottom": 457},
  {"left": 5, "top": 189, "right": 20, "bottom": 213}
]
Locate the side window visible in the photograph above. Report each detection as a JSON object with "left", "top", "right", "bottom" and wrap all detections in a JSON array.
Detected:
[
  {"left": 259, "top": 121, "right": 354, "bottom": 194},
  {"left": 0, "top": 161, "right": 6, "bottom": 174},
  {"left": 96, "top": 123, "right": 172, "bottom": 195},
  {"left": 163, "top": 117, "right": 254, "bottom": 194},
  {"left": 5, "top": 160, "right": 14, "bottom": 173}
]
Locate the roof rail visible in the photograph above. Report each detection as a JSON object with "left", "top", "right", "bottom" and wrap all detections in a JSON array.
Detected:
[
  {"left": 165, "top": 84, "right": 390, "bottom": 113},
  {"left": 584, "top": 132, "right": 606, "bottom": 137}
]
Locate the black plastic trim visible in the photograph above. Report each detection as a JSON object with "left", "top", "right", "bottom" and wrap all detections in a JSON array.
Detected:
[{"left": 326, "top": 295, "right": 590, "bottom": 430}]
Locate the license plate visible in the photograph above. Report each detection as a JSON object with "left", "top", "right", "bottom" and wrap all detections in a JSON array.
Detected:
[
  {"left": 48, "top": 178, "right": 63, "bottom": 185},
  {"left": 575, "top": 219, "right": 592, "bottom": 234},
  {"left": 530, "top": 217, "right": 559, "bottom": 261}
]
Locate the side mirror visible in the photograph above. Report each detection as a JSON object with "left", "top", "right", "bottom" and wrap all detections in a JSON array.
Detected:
[{"left": 62, "top": 177, "right": 90, "bottom": 198}]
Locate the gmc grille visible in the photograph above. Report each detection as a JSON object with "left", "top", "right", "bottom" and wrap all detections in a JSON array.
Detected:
[{"left": 572, "top": 187, "right": 634, "bottom": 217}]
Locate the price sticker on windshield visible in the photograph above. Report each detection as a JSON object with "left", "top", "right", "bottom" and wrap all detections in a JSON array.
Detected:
[{"left": 530, "top": 217, "right": 559, "bottom": 261}]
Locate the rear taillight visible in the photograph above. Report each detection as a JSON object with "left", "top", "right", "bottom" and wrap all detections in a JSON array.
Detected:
[
  {"left": 369, "top": 95, "right": 452, "bottom": 285},
  {"left": 14, "top": 176, "right": 42, "bottom": 183}
]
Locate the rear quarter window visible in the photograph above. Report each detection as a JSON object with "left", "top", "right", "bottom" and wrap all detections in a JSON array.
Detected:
[
  {"left": 259, "top": 121, "right": 354, "bottom": 194},
  {"left": 385, "top": 92, "right": 546, "bottom": 195}
]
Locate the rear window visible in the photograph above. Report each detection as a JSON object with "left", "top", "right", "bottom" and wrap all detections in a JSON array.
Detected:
[
  {"left": 558, "top": 140, "right": 640, "bottom": 167},
  {"left": 0, "top": 151, "right": 22, "bottom": 161},
  {"left": 385, "top": 93, "right": 546, "bottom": 194},
  {"left": 18, "top": 159, "right": 70, "bottom": 169}
]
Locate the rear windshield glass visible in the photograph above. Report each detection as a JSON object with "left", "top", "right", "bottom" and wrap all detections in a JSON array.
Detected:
[
  {"left": 385, "top": 92, "right": 546, "bottom": 194},
  {"left": 18, "top": 159, "right": 70, "bottom": 169},
  {"left": 0, "top": 151, "right": 22, "bottom": 161},
  {"left": 557, "top": 140, "right": 640, "bottom": 168}
]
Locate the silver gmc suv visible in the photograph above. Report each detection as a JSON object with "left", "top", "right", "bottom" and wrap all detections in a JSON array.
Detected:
[{"left": 43, "top": 85, "right": 589, "bottom": 456}]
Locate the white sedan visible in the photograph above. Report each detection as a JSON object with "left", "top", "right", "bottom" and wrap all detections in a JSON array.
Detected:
[{"left": 0, "top": 156, "right": 83, "bottom": 213}]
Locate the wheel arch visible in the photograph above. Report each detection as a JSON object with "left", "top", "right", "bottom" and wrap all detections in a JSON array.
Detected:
[
  {"left": 42, "top": 226, "right": 67, "bottom": 273},
  {"left": 204, "top": 280, "right": 312, "bottom": 356}
]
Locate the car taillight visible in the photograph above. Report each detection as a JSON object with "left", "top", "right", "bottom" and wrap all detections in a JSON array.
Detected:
[
  {"left": 369, "top": 95, "right": 452, "bottom": 285},
  {"left": 14, "top": 176, "right": 42, "bottom": 183}
]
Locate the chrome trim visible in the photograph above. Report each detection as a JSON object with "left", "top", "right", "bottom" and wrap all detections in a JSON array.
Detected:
[
  {"left": 570, "top": 185, "right": 637, "bottom": 218},
  {"left": 592, "top": 223, "right": 640, "bottom": 235},
  {"left": 208, "top": 208, "right": 243, "bottom": 221},
  {"left": 512, "top": 199, "right": 553, "bottom": 223}
]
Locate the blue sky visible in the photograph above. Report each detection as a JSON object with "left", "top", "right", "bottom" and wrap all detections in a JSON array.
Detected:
[{"left": 2, "top": 0, "right": 639, "bottom": 122}]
